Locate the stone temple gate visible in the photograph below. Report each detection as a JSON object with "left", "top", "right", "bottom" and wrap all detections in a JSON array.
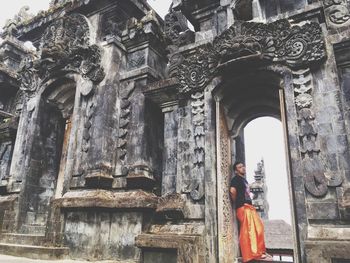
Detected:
[{"left": 0, "top": 0, "right": 349, "bottom": 262}]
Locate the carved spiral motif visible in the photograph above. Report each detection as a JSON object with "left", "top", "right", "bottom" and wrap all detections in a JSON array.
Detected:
[
  {"left": 329, "top": 6, "right": 350, "bottom": 24},
  {"left": 178, "top": 53, "right": 210, "bottom": 94},
  {"left": 287, "top": 39, "right": 307, "bottom": 59}
]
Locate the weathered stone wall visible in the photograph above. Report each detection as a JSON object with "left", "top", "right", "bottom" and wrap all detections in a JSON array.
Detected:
[
  {"left": 0, "top": 0, "right": 350, "bottom": 262},
  {"left": 64, "top": 210, "right": 144, "bottom": 261}
]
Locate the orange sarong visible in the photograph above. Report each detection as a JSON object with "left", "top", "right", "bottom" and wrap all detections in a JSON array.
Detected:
[{"left": 236, "top": 204, "right": 266, "bottom": 262}]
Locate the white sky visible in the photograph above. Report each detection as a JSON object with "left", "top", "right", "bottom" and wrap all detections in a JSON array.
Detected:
[
  {"left": 245, "top": 117, "right": 291, "bottom": 224},
  {"left": 0, "top": 1, "right": 291, "bottom": 224}
]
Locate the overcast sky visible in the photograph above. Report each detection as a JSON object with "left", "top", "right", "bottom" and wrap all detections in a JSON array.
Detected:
[{"left": 0, "top": 0, "right": 291, "bottom": 224}]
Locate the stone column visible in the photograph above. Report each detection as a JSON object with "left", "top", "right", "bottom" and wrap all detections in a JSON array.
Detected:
[{"left": 162, "top": 104, "right": 178, "bottom": 196}]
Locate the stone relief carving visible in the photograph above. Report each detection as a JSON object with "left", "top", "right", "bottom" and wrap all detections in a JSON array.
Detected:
[
  {"left": 173, "top": 18, "right": 327, "bottom": 201},
  {"left": 189, "top": 92, "right": 205, "bottom": 201},
  {"left": 177, "top": 44, "right": 215, "bottom": 94},
  {"left": 18, "top": 56, "right": 41, "bottom": 97},
  {"left": 217, "top": 105, "right": 235, "bottom": 261},
  {"left": 164, "top": 9, "right": 194, "bottom": 47},
  {"left": 39, "top": 14, "right": 104, "bottom": 84},
  {"left": 164, "top": 8, "right": 194, "bottom": 78},
  {"left": 166, "top": 46, "right": 184, "bottom": 78},
  {"left": 117, "top": 82, "right": 135, "bottom": 172},
  {"left": 128, "top": 51, "right": 146, "bottom": 70},
  {"left": 241, "top": 20, "right": 325, "bottom": 66},
  {"left": 323, "top": 0, "right": 350, "bottom": 26},
  {"left": 175, "top": 19, "right": 326, "bottom": 95},
  {"left": 293, "top": 68, "right": 342, "bottom": 197},
  {"left": 82, "top": 98, "right": 95, "bottom": 153},
  {"left": 18, "top": 14, "right": 105, "bottom": 96}
]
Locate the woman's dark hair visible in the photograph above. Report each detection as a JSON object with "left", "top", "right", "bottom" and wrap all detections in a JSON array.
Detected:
[{"left": 233, "top": 161, "right": 244, "bottom": 171}]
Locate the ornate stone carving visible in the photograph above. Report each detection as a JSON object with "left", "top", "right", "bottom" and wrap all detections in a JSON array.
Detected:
[
  {"left": 240, "top": 20, "right": 325, "bottom": 67},
  {"left": 166, "top": 46, "right": 184, "bottom": 78},
  {"left": 164, "top": 8, "right": 194, "bottom": 78},
  {"left": 164, "top": 9, "right": 194, "bottom": 47},
  {"left": 37, "top": 14, "right": 104, "bottom": 84},
  {"left": 217, "top": 105, "right": 236, "bottom": 261},
  {"left": 293, "top": 69, "right": 342, "bottom": 197},
  {"left": 117, "top": 82, "right": 135, "bottom": 167},
  {"left": 175, "top": 19, "right": 326, "bottom": 94},
  {"left": 18, "top": 56, "right": 41, "bottom": 96},
  {"left": 189, "top": 92, "right": 205, "bottom": 201},
  {"left": 128, "top": 51, "right": 146, "bottom": 70},
  {"left": 177, "top": 44, "right": 216, "bottom": 94},
  {"left": 323, "top": 0, "right": 350, "bottom": 26},
  {"left": 18, "top": 14, "right": 104, "bottom": 89},
  {"left": 82, "top": 98, "right": 95, "bottom": 153},
  {"left": 2, "top": 6, "right": 33, "bottom": 37}
]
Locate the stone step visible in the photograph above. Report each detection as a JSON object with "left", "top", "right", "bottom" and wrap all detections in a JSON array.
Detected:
[
  {"left": 0, "top": 243, "right": 69, "bottom": 260},
  {"left": 0, "top": 233, "right": 46, "bottom": 246}
]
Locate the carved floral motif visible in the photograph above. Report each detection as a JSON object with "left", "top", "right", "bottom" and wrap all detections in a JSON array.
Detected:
[
  {"left": 177, "top": 44, "right": 216, "bottom": 94},
  {"left": 18, "top": 56, "right": 41, "bottom": 96},
  {"left": 175, "top": 19, "right": 326, "bottom": 95}
]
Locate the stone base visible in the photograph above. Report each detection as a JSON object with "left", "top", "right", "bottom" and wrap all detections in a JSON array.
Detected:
[
  {"left": 156, "top": 193, "right": 185, "bottom": 220},
  {"left": 0, "top": 243, "right": 69, "bottom": 260},
  {"left": 305, "top": 240, "right": 350, "bottom": 263},
  {"left": 85, "top": 170, "right": 114, "bottom": 189},
  {"left": 136, "top": 234, "right": 205, "bottom": 263},
  {"left": 127, "top": 165, "right": 155, "bottom": 190}
]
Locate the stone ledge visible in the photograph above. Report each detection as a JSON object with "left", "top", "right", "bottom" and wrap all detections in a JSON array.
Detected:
[
  {"left": 0, "top": 194, "right": 18, "bottom": 206},
  {"left": 135, "top": 233, "right": 201, "bottom": 249},
  {"left": 305, "top": 240, "right": 350, "bottom": 262},
  {"left": 308, "top": 226, "right": 350, "bottom": 241},
  {"left": 53, "top": 190, "right": 158, "bottom": 209},
  {"left": 144, "top": 77, "right": 179, "bottom": 106}
]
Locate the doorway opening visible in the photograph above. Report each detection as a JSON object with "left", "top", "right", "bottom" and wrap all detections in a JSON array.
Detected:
[
  {"left": 215, "top": 69, "right": 300, "bottom": 262},
  {"left": 20, "top": 78, "right": 76, "bottom": 235},
  {"left": 244, "top": 117, "right": 294, "bottom": 261}
]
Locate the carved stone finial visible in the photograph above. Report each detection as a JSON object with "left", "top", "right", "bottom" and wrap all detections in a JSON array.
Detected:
[
  {"left": 164, "top": 9, "right": 194, "bottom": 47},
  {"left": 2, "top": 6, "right": 33, "bottom": 37}
]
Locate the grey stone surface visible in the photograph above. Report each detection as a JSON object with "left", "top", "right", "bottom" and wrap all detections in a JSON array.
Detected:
[{"left": 0, "top": 0, "right": 350, "bottom": 262}]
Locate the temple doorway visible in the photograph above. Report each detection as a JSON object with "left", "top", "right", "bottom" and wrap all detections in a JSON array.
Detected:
[
  {"left": 20, "top": 78, "right": 76, "bottom": 235},
  {"left": 214, "top": 69, "right": 300, "bottom": 262},
  {"left": 244, "top": 117, "right": 294, "bottom": 261}
]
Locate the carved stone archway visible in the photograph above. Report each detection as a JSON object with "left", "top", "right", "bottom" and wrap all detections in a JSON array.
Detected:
[
  {"left": 10, "top": 13, "right": 105, "bottom": 233},
  {"left": 172, "top": 18, "right": 329, "bottom": 262}
]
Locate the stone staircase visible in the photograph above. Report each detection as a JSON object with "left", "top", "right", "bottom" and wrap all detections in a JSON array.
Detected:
[{"left": 0, "top": 233, "right": 69, "bottom": 260}]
